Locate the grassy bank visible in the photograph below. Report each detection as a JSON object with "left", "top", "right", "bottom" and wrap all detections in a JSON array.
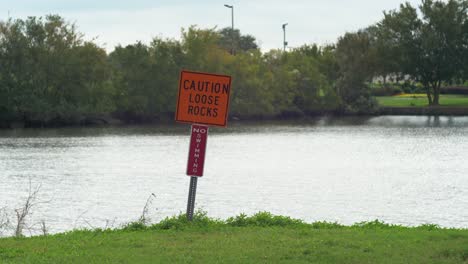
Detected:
[
  {"left": 376, "top": 94, "right": 468, "bottom": 107},
  {"left": 0, "top": 212, "right": 467, "bottom": 263}
]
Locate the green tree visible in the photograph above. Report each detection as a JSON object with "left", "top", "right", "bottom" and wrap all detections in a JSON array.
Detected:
[
  {"left": 293, "top": 44, "right": 340, "bottom": 111},
  {"left": 228, "top": 50, "right": 275, "bottom": 116},
  {"left": 0, "top": 17, "right": 29, "bottom": 121},
  {"left": 217, "top": 27, "right": 258, "bottom": 54},
  {"left": 70, "top": 42, "right": 114, "bottom": 115},
  {"left": 377, "top": 0, "right": 468, "bottom": 105},
  {"left": 0, "top": 15, "right": 111, "bottom": 125},
  {"left": 367, "top": 25, "right": 400, "bottom": 88},
  {"left": 335, "top": 31, "right": 377, "bottom": 113},
  {"left": 181, "top": 26, "right": 230, "bottom": 73},
  {"left": 148, "top": 38, "right": 185, "bottom": 114},
  {"left": 109, "top": 42, "right": 153, "bottom": 118}
]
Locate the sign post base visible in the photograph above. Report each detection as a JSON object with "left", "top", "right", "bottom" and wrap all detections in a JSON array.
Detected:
[{"left": 186, "top": 176, "right": 198, "bottom": 221}]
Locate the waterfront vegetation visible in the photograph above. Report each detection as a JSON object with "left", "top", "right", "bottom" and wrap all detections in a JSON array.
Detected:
[
  {"left": 0, "top": 0, "right": 467, "bottom": 127},
  {"left": 0, "top": 212, "right": 467, "bottom": 263}
]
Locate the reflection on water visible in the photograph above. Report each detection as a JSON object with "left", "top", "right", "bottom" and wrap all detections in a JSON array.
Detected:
[{"left": 0, "top": 116, "right": 467, "bottom": 235}]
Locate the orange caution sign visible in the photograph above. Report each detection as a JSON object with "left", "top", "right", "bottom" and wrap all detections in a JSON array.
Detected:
[{"left": 175, "top": 70, "right": 232, "bottom": 127}]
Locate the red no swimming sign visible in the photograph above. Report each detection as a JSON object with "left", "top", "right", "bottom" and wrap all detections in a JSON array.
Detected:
[{"left": 186, "top": 124, "right": 208, "bottom": 177}]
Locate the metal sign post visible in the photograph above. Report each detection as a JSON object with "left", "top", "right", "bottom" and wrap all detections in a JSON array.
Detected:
[{"left": 186, "top": 176, "right": 198, "bottom": 221}]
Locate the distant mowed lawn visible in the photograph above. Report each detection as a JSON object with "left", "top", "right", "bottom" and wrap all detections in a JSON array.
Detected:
[{"left": 376, "top": 94, "right": 468, "bottom": 107}]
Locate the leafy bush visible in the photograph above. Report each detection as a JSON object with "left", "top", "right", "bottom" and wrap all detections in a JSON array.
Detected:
[
  {"left": 416, "top": 223, "right": 441, "bottom": 231},
  {"left": 226, "top": 212, "right": 304, "bottom": 227},
  {"left": 371, "top": 85, "right": 406, "bottom": 96},
  {"left": 151, "top": 214, "right": 188, "bottom": 230},
  {"left": 225, "top": 213, "right": 249, "bottom": 227},
  {"left": 345, "top": 95, "right": 379, "bottom": 114},
  {"left": 122, "top": 221, "right": 147, "bottom": 231},
  {"left": 310, "top": 221, "right": 345, "bottom": 229},
  {"left": 352, "top": 220, "right": 400, "bottom": 229},
  {"left": 151, "top": 210, "right": 223, "bottom": 230},
  {"left": 114, "top": 213, "right": 452, "bottom": 233}
]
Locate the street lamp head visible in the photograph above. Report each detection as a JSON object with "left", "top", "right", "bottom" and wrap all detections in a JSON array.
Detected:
[
  {"left": 224, "top": 4, "right": 233, "bottom": 8},
  {"left": 282, "top": 23, "right": 288, "bottom": 29}
]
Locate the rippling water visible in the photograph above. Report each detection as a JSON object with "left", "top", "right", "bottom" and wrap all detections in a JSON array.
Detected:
[{"left": 0, "top": 116, "right": 467, "bottom": 235}]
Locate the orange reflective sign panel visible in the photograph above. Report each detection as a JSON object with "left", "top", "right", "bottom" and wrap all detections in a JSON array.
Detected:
[{"left": 175, "top": 70, "right": 232, "bottom": 127}]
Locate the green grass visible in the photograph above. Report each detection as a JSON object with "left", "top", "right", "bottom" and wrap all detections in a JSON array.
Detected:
[
  {"left": 376, "top": 94, "right": 468, "bottom": 107},
  {"left": 0, "top": 212, "right": 467, "bottom": 264}
]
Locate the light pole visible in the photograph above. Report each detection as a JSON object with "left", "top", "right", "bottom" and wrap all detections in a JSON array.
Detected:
[
  {"left": 224, "top": 4, "right": 234, "bottom": 54},
  {"left": 282, "top": 23, "right": 288, "bottom": 52}
]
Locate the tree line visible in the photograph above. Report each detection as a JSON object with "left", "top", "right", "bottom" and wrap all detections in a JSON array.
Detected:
[{"left": 0, "top": 0, "right": 467, "bottom": 127}]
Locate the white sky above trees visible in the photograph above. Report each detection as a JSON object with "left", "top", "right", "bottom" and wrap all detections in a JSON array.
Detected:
[{"left": 4, "top": 0, "right": 422, "bottom": 52}]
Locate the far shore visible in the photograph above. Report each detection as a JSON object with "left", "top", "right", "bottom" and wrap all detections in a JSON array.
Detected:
[{"left": 3, "top": 106, "right": 468, "bottom": 129}]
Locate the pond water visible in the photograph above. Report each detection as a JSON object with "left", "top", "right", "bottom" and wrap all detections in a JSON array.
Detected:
[{"left": 0, "top": 116, "right": 467, "bottom": 235}]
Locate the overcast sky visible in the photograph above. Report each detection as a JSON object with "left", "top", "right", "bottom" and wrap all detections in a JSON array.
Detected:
[{"left": 3, "top": 0, "right": 422, "bottom": 52}]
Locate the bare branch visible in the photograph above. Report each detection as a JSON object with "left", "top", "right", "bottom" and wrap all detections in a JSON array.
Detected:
[
  {"left": 14, "top": 179, "right": 42, "bottom": 237},
  {"left": 0, "top": 207, "right": 10, "bottom": 236},
  {"left": 73, "top": 210, "right": 89, "bottom": 229},
  {"left": 104, "top": 218, "right": 117, "bottom": 230},
  {"left": 41, "top": 220, "right": 48, "bottom": 236},
  {"left": 139, "top": 193, "right": 156, "bottom": 225}
]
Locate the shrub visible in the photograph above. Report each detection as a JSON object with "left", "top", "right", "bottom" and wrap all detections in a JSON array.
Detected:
[
  {"left": 310, "top": 221, "right": 345, "bottom": 229},
  {"left": 352, "top": 220, "right": 399, "bottom": 229},
  {"left": 416, "top": 223, "right": 441, "bottom": 231},
  {"left": 122, "top": 221, "right": 147, "bottom": 231},
  {"left": 371, "top": 85, "right": 405, "bottom": 96},
  {"left": 345, "top": 95, "right": 379, "bottom": 114},
  {"left": 226, "top": 212, "right": 304, "bottom": 227},
  {"left": 226, "top": 213, "right": 249, "bottom": 227},
  {"left": 151, "top": 210, "right": 223, "bottom": 230}
]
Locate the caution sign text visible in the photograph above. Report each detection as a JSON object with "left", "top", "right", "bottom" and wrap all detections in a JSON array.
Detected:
[{"left": 176, "top": 70, "right": 232, "bottom": 127}]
